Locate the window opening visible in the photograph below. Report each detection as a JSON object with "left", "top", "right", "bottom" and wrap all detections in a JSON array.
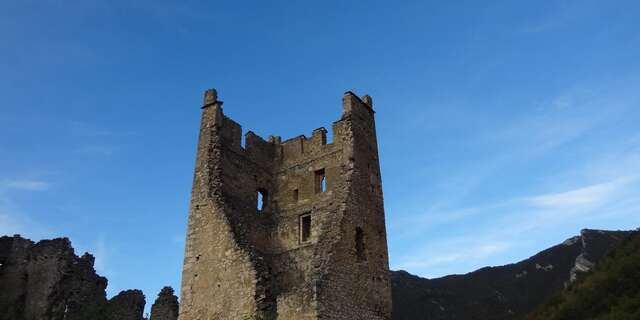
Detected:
[
  {"left": 257, "top": 189, "right": 268, "bottom": 212},
  {"left": 356, "top": 227, "right": 366, "bottom": 261},
  {"left": 300, "top": 214, "right": 311, "bottom": 242},
  {"left": 293, "top": 189, "right": 299, "bottom": 202},
  {"left": 315, "top": 169, "right": 326, "bottom": 193}
]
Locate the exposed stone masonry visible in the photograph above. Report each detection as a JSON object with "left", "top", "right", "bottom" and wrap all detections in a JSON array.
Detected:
[
  {"left": 0, "top": 235, "right": 109, "bottom": 320},
  {"left": 0, "top": 234, "right": 148, "bottom": 320},
  {"left": 150, "top": 286, "right": 180, "bottom": 320},
  {"left": 106, "top": 289, "right": 146, "bottom": 320},
  {"left": 179, "top": 89, "right": 393, "bottom": 319}
]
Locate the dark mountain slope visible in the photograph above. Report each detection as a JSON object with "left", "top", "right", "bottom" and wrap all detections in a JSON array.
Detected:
[
  {"left": 526, "top": 231, "right": 640, "bottom": 320},
  {"left": 391, "top": 229, "right": 636, "bottom": 320}
]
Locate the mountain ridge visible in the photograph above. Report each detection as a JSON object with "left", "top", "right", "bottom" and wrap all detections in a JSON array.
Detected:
[
  {"left": 2, "top": 229, "right": 635, "bottom": 320},
  {"left": 525, "top": 230, "right": 640, "bottom": 319},
  {"left": 391, "top": 229, "right": 637, "bottom": 320}
]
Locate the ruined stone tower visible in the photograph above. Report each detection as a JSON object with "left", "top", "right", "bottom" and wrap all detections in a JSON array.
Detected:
[{"left": 179, "top": 89, "right": 392, "bottom": 320}]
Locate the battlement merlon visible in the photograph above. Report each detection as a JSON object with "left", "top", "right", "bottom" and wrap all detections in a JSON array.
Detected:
[
  {"left": 201, "top": 88, "right": 225, "bottom": 128},
  {"left": 342, "top": 91, "right": 374, "bottom": 119},
  {"left": 202, "top": 88, "right": 222, "bottom": 108}
]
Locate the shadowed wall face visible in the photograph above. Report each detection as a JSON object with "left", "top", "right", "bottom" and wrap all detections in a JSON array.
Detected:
[
  {"left": 0, "top": 235, "right": 146, "bottom": 320},
  {"left": 179, "top": 90, "right": 392, "bottom": 320}
]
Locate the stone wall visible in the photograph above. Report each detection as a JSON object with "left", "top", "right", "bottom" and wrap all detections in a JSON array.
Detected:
[
  {"left": 0, "top": 235, "right": 147, "bottom": 320},
  {"left": 0, "top": 235, "right": 108, "bottom": 320},
  {"left": 150, "top": 286, "right": 180, "bottom": 320},
  {"left": 106, "top": 290, "right": 146, "bottom": 320},
  {"left": 179, "top": 89, "right": 392, "bottom": 319}
]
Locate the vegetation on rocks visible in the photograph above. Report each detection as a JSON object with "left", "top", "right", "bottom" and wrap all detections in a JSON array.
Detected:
[{"left": 526, "top": 231, "right": 640, "bottom": 320}]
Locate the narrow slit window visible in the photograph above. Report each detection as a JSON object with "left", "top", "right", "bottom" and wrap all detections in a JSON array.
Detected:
[
  {"left": 300, "top": 214, "right": 311, "bottom": 243},
  {"left": 293, "top": 189, "right": 299, "bottom": 202},
  {"left": 315, "top": 169, "right": 326, "bottom": 193},
  {"left": 356, "top": 227, "right": 366, "bottom": 261},
  {"left": 257, "top": 189, "right": 268, "bottom": 212}
]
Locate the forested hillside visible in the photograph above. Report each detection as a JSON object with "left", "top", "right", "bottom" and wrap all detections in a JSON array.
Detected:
[
  {"left": 391, "top": 230, "right": 634, "bottom": 320},
  {"left": 526, "top": 231, "right": 640, "bottom": 320}
]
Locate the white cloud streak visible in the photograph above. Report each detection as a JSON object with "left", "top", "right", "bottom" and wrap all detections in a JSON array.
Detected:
[
  {"left": 398, "top": 240, "right": 512, "bottom": 272},
  {"left": 526, "top": 178, "right": 631, "bottom": 210},
  {"left": 1, "top": 179, "right": 50, "bottom": 191}
]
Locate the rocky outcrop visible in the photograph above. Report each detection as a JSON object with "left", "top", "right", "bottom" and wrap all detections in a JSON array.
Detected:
[
  {"left": 150, "top": 287, "right": 179, "bottom": 320},
  {"left": 0, "top": 235, "right": 108, "bottom": 320},
  {"left": 0, "top": 235, "right": 34, "bottom": 318},
  {"left": 525, "top": 231, "right": 640, "bottom": 319},
  {"left": 106, "top": 290, "right": 146, "bottom": 320},
  {"left": 391, "top": 229, "right": 636, "bottom": 320},
  {"left": 0, "top": 235, "right": 146, "bottom": 320}
]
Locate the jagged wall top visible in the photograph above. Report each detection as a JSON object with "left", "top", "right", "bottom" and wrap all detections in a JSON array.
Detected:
[{"left": 200, "top": 88, "right": 376, "bottom": 164}]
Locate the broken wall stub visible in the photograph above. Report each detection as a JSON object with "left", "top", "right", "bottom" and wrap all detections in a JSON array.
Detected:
[
  {"left": 179, "top": 89, "right": 392, "bottom": 320},
  {"left": 150, "top": 286, "right": 179, "bottom": 320},
  {"left": 0, "top": 235, "right": 145, "bottom": 320}
]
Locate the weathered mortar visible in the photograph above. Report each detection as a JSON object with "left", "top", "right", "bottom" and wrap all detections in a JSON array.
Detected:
[{"left": 179, "top": 89, "right": 392, "bottom": 320}]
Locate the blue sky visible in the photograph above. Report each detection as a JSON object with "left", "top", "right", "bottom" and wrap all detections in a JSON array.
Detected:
[{"left": 2, "top": 0, "right": 640, "bottom": 311}]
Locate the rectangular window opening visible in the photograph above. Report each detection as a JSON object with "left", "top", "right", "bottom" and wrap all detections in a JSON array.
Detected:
[
  {"left": 257, "top": 189, "right": 268, "bottom": 212},
  {"left": 356, "top": 227, "right": 366, "bottom": 261},
  {"left": 314, "top": 169, "right": 326, "bottom": 193},
  {"left": 293, "top": 189, "right": 299, "bottom": 202},
  {"left": 300, "top": 214, "right": 311, "bottom": 243}
]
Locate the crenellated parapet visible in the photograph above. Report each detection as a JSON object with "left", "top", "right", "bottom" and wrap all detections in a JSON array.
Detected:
[{"left": 200, "top": 90, "right": 377, "bottom": 167}]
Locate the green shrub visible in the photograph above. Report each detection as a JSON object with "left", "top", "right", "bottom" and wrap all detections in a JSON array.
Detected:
[{"left": 526, "top": 232, "right": 640, "bottom": 320}]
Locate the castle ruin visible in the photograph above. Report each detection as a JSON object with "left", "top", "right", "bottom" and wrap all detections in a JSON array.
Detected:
[{"left": 179, "top": 89, "right": 392, "bottom": 320}]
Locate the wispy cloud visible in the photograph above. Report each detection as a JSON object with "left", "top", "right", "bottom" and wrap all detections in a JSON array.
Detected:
[
  {"left": 92, "top": 236, "right": 112, "bottom": 277},
  {"left": 1, "top": 179, "right": 50, "bottom": 191},
  {"left": 390, "top": 78, "right": 640, "bottom": 278},
  {"left": 0, "top": 176, "right": 54, "bottom": 238},
  {"left": 517, "top": 0, "right": 599, "bottom": 34},
  {"left": 69, "top": 120, "right": 115, "bottom": 137},
  {"left": 0, "top": 195, "right": 52, "bottom": 239},
  {"left": 397, "top": 239, "right": 512, "bottom": 272},
  {"left": 527, "top": 178, "right": 631, "bottom": 210},
  {"left": 413, "top": 86, "right": 610, "bottom": 212},
  {"left": 393, "top": 172, "right": 640, "bottom": 277},
  {"left": 67, "top": 120, "right": 130, "bottom": 157},
  {"left": 74, "top": 145, "right": 115, "bottom": 157}
]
